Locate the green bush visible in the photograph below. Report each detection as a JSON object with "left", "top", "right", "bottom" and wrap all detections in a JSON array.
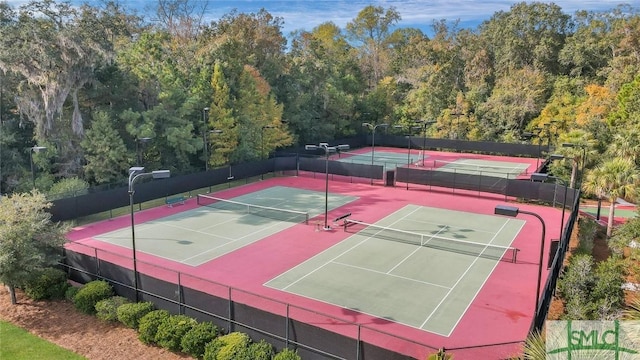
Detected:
[
  {"left": 181, "top": 322, "right": 219, "bottom": 358},
  {"left": 203, "top": 332, "right": 251, "bottom": 360},
  {"left": 273, "top": 348, "right": 302, "bottom": 360},
  {"left": 576, "top": 217, "right": 597, "bottom": 254},
  {"left": 592, "top": 257, "right": 625, "bottom": 319},
  {"left": 24, "top": 267, "right": 69, "bottom": 300},
  {"left": 154, "top": 314, "right": 197, "bottom": 352},
  {"left": 247, "top": 340, "right": 275, "bottom": 360},
  {"left": 95, "top": 296, "right": 130, "bottom": 322},
  {"left": 73, "top": 280, "right": 113, "bottom": 314},
  {"left": 65, "top": 286, "right": 80, "bottom": 301},
  {"left": 48, "top": 177, "right": 90, "bottom": 200},
  {"left": 117, "top": 302, "right": 155, "bottom": 329},
  {"left": 138, "top": 310, "right": 170, "bottom": 345}
]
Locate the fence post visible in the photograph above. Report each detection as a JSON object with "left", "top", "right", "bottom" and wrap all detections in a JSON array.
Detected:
[
  {"left": 285, "top": 304, "right": 290, "bottom": 348},
  {"left": 356, "top": 324, "right": 361, "bottom": 360}
]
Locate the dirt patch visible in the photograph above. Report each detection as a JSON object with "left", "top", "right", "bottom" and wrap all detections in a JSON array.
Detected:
[{"left": 0, "top": 287, "right": 188, "bottom": 360}]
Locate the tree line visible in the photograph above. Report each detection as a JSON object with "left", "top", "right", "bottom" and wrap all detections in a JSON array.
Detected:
[{"left": 0, "top": 0, "right": 639, "bottom": 197}]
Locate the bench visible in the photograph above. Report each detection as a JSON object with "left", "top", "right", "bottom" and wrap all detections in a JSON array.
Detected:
[
  {"left": 333, "top": 213, "right": 352, "bottom": 227},
  {"left": 165, "top": 195, "right": 187, "bottom": 207}
]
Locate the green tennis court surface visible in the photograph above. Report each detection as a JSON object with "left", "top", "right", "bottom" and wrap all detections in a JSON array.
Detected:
[
  {"left": 581, "top": 206, "right": 638, "bottom": 219},
  {"left": 434, "top": 159, "right": 529, "bottom": 178},
  {"left": 94, "top": 186, "right": 358, "bottom": 266},
  {"left": 338, "top": 150, "right": 417, "bottom": 169},
  {"left": 265, "top": 204, "right": 525, "bottom": 336}
]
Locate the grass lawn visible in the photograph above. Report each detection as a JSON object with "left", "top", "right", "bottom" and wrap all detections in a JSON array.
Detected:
[{"left": 0, "top": 320, "right": 86, "bottom": 360}]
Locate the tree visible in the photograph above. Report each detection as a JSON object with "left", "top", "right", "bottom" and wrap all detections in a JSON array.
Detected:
[
  {"left": 582, "top": 158, "right": 639, "bottom": 237},
  {"left": 0, "top": 191, "right": 66, "bottom": 304},
  {"left": 346, "top": 5, "right": 401, "bottom": 87},
  {"left": 479, "top": 2, "right": 570, "bottom": 74},
  {"left": 81, "top": 111, "right": 131, "bottom": 184},
  {"left": 208, "top": 62, "right": 237, "bottom": 166},
  {"left": 0, "top": 0, "right": 114, "bottom": 139},
  {"left": 554, "top": 129, "right": 596, "bottom": 189}
]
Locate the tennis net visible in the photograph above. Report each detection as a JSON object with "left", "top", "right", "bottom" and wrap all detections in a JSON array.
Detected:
[
  {"left": 343, "top": 219, "right": 518, "bottom": 263},
  {"left": 339, "top": 151, "right": 411, "bottom": 163},
  {"left": 433, "top": 159, "right": 526, "bottom": 175},
  {"left": 197, "top": 194, "right": 309, "bottom": 224}
]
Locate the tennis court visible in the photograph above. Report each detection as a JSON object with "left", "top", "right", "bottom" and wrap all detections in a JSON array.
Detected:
[
  {"left": 432, "top": 158, "right": 530, "bottom": 178},
  {"left": 338, "top": 150, "right": 417, "bottom": 169},
  {"left": 94, "top": 186, "right": 358, "bottom": 266},
  {"left": 265, "top": 204, "right": 525, "bottom": 336}
]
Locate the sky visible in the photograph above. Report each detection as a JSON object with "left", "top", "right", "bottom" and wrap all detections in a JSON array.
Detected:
[{"left": 4, "top": 0, "right": 632, "bottom": 37}]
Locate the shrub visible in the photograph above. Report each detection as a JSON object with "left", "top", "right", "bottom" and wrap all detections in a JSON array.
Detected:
[
  {"left": 247, "top": 340, "right": 275, "bottom": 360},
  {"left": 24, "top": 267, "right": 69, "bottom": 300},
  {"left": 592, "top": 257, "right": 625, "bottom": 319},
  {"left": 73, "top": 280, "right": 113, "bottom": 314},
  {"left": 181, "top": 322, "right": 219, "bottom": 358},
  {"left": 576, "top": 217, "right": 597, "bottom": 254},
  {"left": 117, "top": 302, "right": 155, "bottom": 329},
  {"left": 203, "top": 332, "right": 251, "bottom": 360},
  {"left": 65, "top": 286, "right": 80, "bottom": 301},
  {"left": 48, "top": 177, "right": 90, "bottom": 200},
  {"left": 95, "top": 296, "right": 130, "bottom": 322},
  {"left": 138, "top": 310, "right": 170, "bottom": 345},
  {"left": 273, "top": 348, "right": 302, "bottom": 360},
  {"left": 155, "top": 314, "right": 197, "bottom": 352}
]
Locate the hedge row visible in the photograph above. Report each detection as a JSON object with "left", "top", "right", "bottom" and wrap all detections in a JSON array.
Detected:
[{"left": 71, "top": 280, "right": 302, "bottom": 360}]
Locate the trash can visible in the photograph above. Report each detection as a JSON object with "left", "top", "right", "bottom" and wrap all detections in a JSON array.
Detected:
[{"left": 385, "top": 170, "right": 395, "bottom": 186}]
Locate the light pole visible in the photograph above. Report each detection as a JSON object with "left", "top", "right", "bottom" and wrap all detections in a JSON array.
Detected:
[
  {"left": 362, "top": 122, "right": 389, "bottom": 185},
  {"left": 135, "top": 137, "right": 152, "bottom": 167},
  {"left": 305, "top": 143, "right": 350, "bottom": 230},
  {"left": 451, "top": 110, "right": 464, "bottom": 139},
  {"left": 202, "top": 107, "right": 210, "bottom": 170},
  {"left": 29, "top": 146, "right": 47, "bottom": 189},
  {"left": 128, "top": 166, "right": 170, "bottom": 301},
  {"left": 561, "top": 142, "right": 587, "bottom": 188},
  {"left": 531, "top": 172, "right": 567, "bottom": 243},
  {"left": 394, "top": 124, "right": 421, "bottom": 190},
  {"left": 420, "top": 120, "right": 436, "bottom": 166},
  {"left": 260, "top": 125, "right": 276, "bottom": 180},
  {"left": 495, "top": 205, "right": 546, "bottom": 315}
]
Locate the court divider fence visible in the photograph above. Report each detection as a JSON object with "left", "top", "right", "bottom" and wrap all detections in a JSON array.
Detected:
[{"left": 52, "top": 136, "right": 579, "bottom": 358}]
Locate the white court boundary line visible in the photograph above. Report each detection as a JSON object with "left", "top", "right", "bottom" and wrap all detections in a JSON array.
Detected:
[
  {"left": 417, "top": 218, "right": 518, "bottom": 335},
  {"left": 266, "top": 204, "right": 523, "bottom": 337},
  {"left": 277, "top": 206, "right": 423, "bottom": 291},
  {"left": 441, "top": 218, "right": 525, "bottom": 337}
]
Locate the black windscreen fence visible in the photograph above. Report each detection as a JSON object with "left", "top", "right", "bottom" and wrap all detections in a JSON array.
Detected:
[
  {"left": 376, "top": 134, "right": 545, "bottom": 157},
  {"left": 298, "top": 157, "right": 384, "bottom": 180},
  {"left": 396, "top": 167, "right": 509, "bottom": 195},
  {"left": 397, "top": 167, "right": 577, "bottom": 206}
]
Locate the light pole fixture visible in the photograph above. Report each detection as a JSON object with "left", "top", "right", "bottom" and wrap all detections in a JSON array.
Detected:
[
  {"left": 29, "top": 146, "right": 47, "bottom": 189},
  {"left": 419, "top": 120, "right": 436, "bottom": 166},
  {"left": 305, "top": 143, "right": 350, "bottom": 230},
  {"left": 531, "top": 172, "right": 567, "bottom": 243},
  {"left": 561, "top": 142, "right": 587, "bottom": 187},
  {"left": 128, "top": 166, "right": 171, "bottom": 301},
  {"left": 202, "top": 108, "right": 210, "bottom": 170},
  {"left": 135, "top": 137, "right": 152, "bottom": 167},
  {"left": 362, "top": 122, "right": 389, "bottom": 185},
  {"left": 494, "top": 205, "right": 546, "bottom": 316}
]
